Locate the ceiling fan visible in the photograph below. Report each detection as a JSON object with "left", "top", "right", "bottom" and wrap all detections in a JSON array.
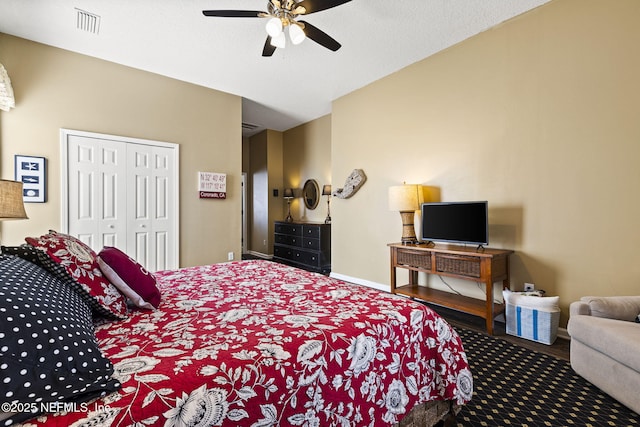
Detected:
[{"left": 203, "top": 0, "right": 351, "bottom": 57}]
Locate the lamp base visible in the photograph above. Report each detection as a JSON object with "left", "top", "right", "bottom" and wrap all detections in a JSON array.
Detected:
[
  {"left": 399, "top": 211, "right": 418, "bottom": 245},
  {"left": 324, "top": 198, "right": 331, "bottom": 224},
  {"left": 285, "top": 200, "right": 293, "bottom": 222}
]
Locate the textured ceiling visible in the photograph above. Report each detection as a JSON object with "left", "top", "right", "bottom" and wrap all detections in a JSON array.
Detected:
[{"left": 0, "top": 0, "right": 549, "bottom": 136}]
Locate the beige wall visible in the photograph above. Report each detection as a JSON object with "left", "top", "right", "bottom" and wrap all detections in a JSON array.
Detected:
[
  {"left": 266, "top": 130, "right": 284, "bottom": 251},
  {"left": 330, "top": 0, "right": 640, "bottom": 326},
  {"left": 0, "top": 34, "right": 242, "bottom": 268},
  {"left": 246, "top": 129, "right": 283, "bottom": 255},
  {"left": 248, "top": 131, "right": 269, "bottom": 254},
  {"left": 283, "top": 115, "right": 332, "bottom": 223}
]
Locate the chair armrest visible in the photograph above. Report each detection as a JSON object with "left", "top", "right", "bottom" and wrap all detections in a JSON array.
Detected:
[{"left": 569, "top": 301, "right": 591, "bottom": 316}]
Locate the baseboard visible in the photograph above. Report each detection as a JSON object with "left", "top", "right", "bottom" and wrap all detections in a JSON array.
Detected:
[
  {"left": 556, "top": 327, "right": 570, "bottom": 341},
  {"left": 330, "top": 271, "right": 571, "bottom": 341},
  {"left": 329, "top": 272, "right": 389, "bottom": 293},
  {"left": 245, "top": 251, "right": 273, "bottom": 260}
]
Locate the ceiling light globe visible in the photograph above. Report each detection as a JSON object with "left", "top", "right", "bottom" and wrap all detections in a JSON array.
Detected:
[
  {"left": 270, "top": 31, "right": 286, "bottom": 49},
  {"left": 289, "top": 24, "right": 306, "bottom": 45},
  {"left": 265, "top": 17, "right": 283, "bottom": 38}
]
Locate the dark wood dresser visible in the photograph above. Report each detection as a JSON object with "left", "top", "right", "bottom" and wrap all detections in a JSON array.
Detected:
[{"left": 273, "top": 221, "right": 331, "bottom": 274}]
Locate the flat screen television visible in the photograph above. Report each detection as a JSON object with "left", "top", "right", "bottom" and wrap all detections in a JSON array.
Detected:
[{"left": 420, "top": 201, "right": 488, "bottom": 246}]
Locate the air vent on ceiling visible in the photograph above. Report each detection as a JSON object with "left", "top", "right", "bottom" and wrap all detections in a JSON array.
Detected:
[
  {"left": 76, "top": 8, "right": 101, "bottom": 34},
  {"left": 242, "top": 122, "right": 260, "bottom": 131}
]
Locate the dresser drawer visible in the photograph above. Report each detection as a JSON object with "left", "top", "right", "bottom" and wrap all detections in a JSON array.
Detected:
[
  {"left": 303, "top": 237, "right": 320, "bottom": 251},
  {"left": 291, "top": 249, "right": 321, "bottom": 267},
  {"left": 273, "top": 245, "right": 293, "bottom": 260},
  {"left": 275, "top": 223, "right": 302, "bottom": 236},
  {"left": 302, "top": 226, "right": 320, "bottom": 239},
  {"left": 274, "top": 233, "right": 301, "bottom": 247}
]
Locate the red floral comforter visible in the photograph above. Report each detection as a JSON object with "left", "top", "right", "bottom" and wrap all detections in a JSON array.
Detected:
[{"left": 24, "top": 260, "right": 472, "bottom": 426}]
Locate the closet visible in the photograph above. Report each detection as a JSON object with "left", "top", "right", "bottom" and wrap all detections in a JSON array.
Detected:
[{"left": 61, "top": 129, "right": 179, "bottom": 271}]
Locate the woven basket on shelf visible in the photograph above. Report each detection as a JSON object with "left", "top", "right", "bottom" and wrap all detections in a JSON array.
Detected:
[
  {"left": 435, "top": 254, "right": 480, "bottom": 278},
  {"left": 397, "top": 251, "right": 432, "bottom": 269}
]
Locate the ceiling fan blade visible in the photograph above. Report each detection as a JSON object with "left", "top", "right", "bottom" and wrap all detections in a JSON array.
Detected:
[
  {"left": 202, "top": 10, "right": 265, "bottom": 17},
  {"left": 262, "top": 37, "right": 277, "bottom": 57},
  {"left": 296, "top": 0, "right": 351, "bottom": 14},
  {"left": 298, "top": 20, "right": 341, "bottom": 51}
]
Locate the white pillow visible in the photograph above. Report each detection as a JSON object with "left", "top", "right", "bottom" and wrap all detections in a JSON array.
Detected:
[{"left": 503, "top": 289, "right": 559, "bottom": 312}]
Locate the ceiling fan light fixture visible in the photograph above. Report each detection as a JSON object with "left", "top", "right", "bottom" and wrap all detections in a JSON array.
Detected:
[
  {"left": 289, "top": 23, "right": 306, "bottom": 45},
  {"left": 203, "top": 0, "right": 352, "bottom": 56},
  {"left": 270, "top": 31, "right": 286, "bottom": 48},
  {"left": 265, "top": 16, "right": 283, "bottom": 38}
]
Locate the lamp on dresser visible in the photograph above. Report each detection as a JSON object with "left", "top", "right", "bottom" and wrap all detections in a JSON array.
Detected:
[
  {"left": 283, "top": 188, "right": 294, "bottom": 222},
  {"left": 322, "top": 184, "right": 331, "bottom": 224},
  {"left": 388, "top": 183, "right": 421, "bottom": 245},
  {"left": 0, "top": 179, "right": 29, "bottom": 246}
]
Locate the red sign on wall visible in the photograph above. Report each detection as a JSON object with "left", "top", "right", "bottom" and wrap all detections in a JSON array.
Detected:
[{"left": 199, "top": 191, "right": 226, "bottom": 199}]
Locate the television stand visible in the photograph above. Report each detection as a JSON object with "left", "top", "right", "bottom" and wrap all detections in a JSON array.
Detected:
[{"left": 388, "top": 243, "right": 513, "bottom": 335}]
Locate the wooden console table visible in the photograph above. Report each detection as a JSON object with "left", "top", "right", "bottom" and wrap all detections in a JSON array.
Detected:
[{"left": 389, "top": 243, "right": 513, "bottom": 335}]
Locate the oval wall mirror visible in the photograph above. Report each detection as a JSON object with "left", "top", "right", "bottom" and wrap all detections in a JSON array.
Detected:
[{"left": 302, "top": 179, "right": 320, "bottom": 210}]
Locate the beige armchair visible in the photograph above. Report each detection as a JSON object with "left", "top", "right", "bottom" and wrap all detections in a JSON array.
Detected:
[{"left": 567, "top": 296, "right": 640, "bottom": 414}]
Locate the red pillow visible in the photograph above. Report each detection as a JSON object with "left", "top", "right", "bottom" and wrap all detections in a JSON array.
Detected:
[
  {"left": 25, "top": 230, "right": 128, "bottom": 319},
  {"left": 97, "top": 246, "right": 161, "bottom": 309}
]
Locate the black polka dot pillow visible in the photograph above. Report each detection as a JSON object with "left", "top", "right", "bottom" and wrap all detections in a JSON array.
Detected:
[
  {"left": 24, "top": 231, "right": 128, "bottom": 320},
  {"left": 0, "top": 254, "right": 121, "bottom": 425},
  {"left": 2, "top": 244, "right": 122, "bottom": 320}
]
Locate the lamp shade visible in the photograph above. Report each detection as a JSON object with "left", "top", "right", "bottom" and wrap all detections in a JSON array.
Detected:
[
  {"left": 270, "top": 31, "right": 286, "bottom": 48},
  {"left": 283, "top": 188, "right": 294, "bottom": 198},
  {"left": 0, "top": 179, "right": 28, "bottom": 220},
  {"left": 289, "top": 23, "right": 306, "bottom": 45},
  {"left": 266, "top": 17, "right": 283, "bottom": 38},
  {"left": 322, "top": 185, "right": 331, "bottom": 196},
  {"left": 388, "top": 184, "right": 421, "bottom": 212}
]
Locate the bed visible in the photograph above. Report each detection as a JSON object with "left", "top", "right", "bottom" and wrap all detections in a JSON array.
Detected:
[{"left": 0, "top": 231, "right": 472, "bottom": 427}]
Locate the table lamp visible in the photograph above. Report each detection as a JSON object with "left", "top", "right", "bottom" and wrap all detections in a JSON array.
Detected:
[
  {"left": 388, "top": 184, "right": 421, "bottom": 245},
  {"left": 322, "top": 184, "right": 331, "bottom": 224},
  {"left": 283, "top": 188, "right": 294, "bottom": 222},
  {"left": 0, "top": 179, "right": 29, "bottom": 246}
]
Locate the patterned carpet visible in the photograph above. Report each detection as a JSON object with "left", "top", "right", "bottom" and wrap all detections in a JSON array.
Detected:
[{"left": 454, "top": 327, "right": 640, "bottom": 426}]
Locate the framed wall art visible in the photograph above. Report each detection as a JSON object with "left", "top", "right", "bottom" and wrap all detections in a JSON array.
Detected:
[
  {"left": 198, "top": 171, "right": 227, "bottom": 199},
  {"left": 15, "top": 155, "right": 46, "bottom": 203}
]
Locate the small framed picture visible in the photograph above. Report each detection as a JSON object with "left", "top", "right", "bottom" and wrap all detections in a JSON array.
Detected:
[{"left": 15, "top": 155, "right": 46, "bottom": 203}]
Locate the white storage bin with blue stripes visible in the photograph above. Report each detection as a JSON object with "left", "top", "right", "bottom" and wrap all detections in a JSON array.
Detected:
[{"left": 503, "top": 289, "right": 560, "bottom": 345}]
